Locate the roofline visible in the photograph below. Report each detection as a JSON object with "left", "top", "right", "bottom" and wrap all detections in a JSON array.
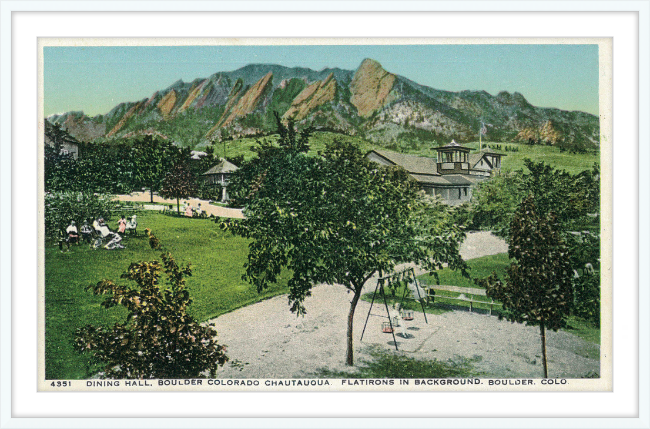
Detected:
[
  {"left": 479, "top": 150, "right": 507, "bottom": 156},
  {"left": 365, "top": 149, "right": 397, "bottom": 165},
  {"left": 435, "top": 146, "right": 471, "bottom": 152}
]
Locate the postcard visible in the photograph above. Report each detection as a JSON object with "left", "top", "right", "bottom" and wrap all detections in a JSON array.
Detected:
[{"left": 38, "top": 38, "right": 612, "bottom": 392}]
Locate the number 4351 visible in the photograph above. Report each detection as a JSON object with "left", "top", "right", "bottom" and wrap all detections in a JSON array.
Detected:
[{"left": 50, "top": 381, "right": 70, "bottom": 387}]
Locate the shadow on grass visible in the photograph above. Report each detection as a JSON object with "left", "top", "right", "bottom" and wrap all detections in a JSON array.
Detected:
[{"left": 311, "top": 346, "right": 482, "bottom": 379}]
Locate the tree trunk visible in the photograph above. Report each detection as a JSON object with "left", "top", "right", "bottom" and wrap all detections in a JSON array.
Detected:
[
  {"left": 150, "top": 187, "right": 154, "bottom": 203},
  {"left": 176, "top": 197, "right": 180, "bottom": 215},
  {"left": 540, "top": 319, "right": 548, "bottom": 378},
  {"left": 346, "top": 286, "right": 363, "bottom": 366}
]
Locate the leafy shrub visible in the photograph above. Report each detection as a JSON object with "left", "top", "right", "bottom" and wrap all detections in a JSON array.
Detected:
[
  {"left": 44, "top": 192, "right": 117, "bottom": 241},
  {"left": 567, "top": 231, "right": 601, "bottom": 325},
  {"left": 73, "top": 230, "right": 228, "bottom": 379},
  {"left": 196, "top": 182, "right": 222, "bottom": 201}
]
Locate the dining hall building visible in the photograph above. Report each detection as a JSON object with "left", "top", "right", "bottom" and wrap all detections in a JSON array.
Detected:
[{"left": 366, "top": 140, "right": 505, "bottom": 205}]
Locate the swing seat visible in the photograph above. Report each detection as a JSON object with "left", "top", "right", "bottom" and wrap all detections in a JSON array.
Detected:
[
  {"left": 401, "top": 309, "right": 414, "bottom": 320},
  {"left": 382, "top": 322, "right": 393, "bottom": 333}
]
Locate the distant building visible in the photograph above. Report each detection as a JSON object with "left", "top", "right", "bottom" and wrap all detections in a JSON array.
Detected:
[
  {"left": 44, "top": 122, "right": 80, "bottom": 160},
  {"left": 366, "top": 140, "right": 505, "bottom": 205},
  {"left": 202, "top": 158, "right": 239, "bottom": 201}
]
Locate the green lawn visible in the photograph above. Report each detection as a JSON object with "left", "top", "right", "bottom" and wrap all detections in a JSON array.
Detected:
[
  {"left": 45, "top": 212, "right": 289, "bottom": 380},
  {"left": 419, "top": 253, "right": 511, "bottom": 290}
]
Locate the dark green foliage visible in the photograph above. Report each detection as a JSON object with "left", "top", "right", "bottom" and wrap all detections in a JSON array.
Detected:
[
  {"left": 159, "top": 163, "right": 198, "bottom": 214},
  {"left": 44, "top": 192, "right": 117, "bottom": 241},
  {"left": 196, "top": 181, "right": 222, "bottom": 201},
  {"left": 274, "top": 111, "right": 312, "bottom": 153},
  {"left": 471, "top": 159, "right": 600, "bottom": 238},
  {"left": 470, "top": 172, "right": 523, "bottom": 238},
  {"left": 470, "top": 159, "right": 601, "bottom": 326},
  {"left": 477, "top": 196, "right": 573, "bottom": 377},
  {"left": 130, "top": 135, "right": 185, "bottom": 201},
  {"left": 73, "top": 231, "right": 228, "bottom": 379},
  {"left": 567, "top": 231, "right": 600, "bottom": 325},
  {"left": 44, "top": 122, "right": 81, "bottom": 192}
]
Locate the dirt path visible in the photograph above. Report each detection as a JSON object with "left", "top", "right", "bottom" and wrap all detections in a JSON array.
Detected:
[
  {"left": 114, "top": 192, "right": 244, "bottom": 219},
  {"left": 207, "top": 231, "right": 599, "bottom": 379}
]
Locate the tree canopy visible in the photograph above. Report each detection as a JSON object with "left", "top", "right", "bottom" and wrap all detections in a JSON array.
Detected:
[
  {"left": 224, "top": 124, "right": 467, "bottom": 365},
  {"left": 159, "top": 162, "right": 198, "bottom": 214},
  {"left": 478, "top": 195, "right": 573, "bottom": 377}
]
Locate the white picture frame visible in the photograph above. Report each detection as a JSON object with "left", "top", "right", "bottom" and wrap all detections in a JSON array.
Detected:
[{"left": 1, "top": 1, "right": 647, "bottom": 428}]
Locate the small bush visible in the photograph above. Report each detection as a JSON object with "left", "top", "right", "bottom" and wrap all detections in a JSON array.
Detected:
[{"left": 74, "top": 230, "right": 228, "bottom": 379}]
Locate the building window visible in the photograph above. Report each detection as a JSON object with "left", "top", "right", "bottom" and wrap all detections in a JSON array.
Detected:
[
  {"left": 463, "top": 188, "right": 468, "bottom": 197},
  {"left": 458, "top": 188, "right": 461, "bottom": 199}
]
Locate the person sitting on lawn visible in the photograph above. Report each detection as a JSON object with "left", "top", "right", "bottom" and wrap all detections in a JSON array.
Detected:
[
  {"left": 95, "top": 218, "right": 111, "bottom": 237},
  {"left": 66, "top": 220, "right": 79, "bottom": 245},
  {"left": 80, "top": 220, "right": 93, "bottom": 244},
  {"left": 125, "top": 214, "right": 137, "bottom": 235},
  {"left": 95, "top": 218, "right": 124, "bottom": 250},
  {"left": 117, "top": 215, "right": 127, "bottom": 234},
  {"left": 195, "top": 203, "right": 203, "bottom": 217},
  {"left": 185, "top": 202, "right": 193, "bottom": 217}
]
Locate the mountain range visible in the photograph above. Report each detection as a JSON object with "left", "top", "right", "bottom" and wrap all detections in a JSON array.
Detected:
[{"left": 46, "top": 58, "right": 600, "bottom": 149}]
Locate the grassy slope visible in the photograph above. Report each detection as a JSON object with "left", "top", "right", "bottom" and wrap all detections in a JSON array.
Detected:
[
  {"left": 203, "top": 132, "right": 375, "bottom": 162},
  {"left": 219, "top": 132, "right": 599, "bottom": 174},
  {"left": 45, "top": 212, "right": 289, "bottom": 379}
]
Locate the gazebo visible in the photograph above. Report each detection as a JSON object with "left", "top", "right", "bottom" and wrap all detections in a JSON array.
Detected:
[{"left": 202, "top": 158, "right": 239, "bottom": 201}]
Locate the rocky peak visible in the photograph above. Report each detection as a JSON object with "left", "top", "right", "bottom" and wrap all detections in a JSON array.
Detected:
[
  {"left": 282, "top": 73, "right": 337, "bottom": 121},
  {"left": 218, "top": 72, "right": 274, "bottom": 128},
  {"left": 350, "top": 58, "right": 396, "bottom": 117}
]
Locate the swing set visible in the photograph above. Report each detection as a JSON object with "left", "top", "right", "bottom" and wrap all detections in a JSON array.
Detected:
[{"left": 359, "top": 267, "right": 429, "bottom": 351}]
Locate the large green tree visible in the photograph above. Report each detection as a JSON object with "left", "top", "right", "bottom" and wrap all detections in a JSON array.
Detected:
[
  {"left": 131, "top": 135, "right": 184, "bottom": 202},
  {"left": 477, "top": 196, "right": 573, "bottom": 378},
  {"left": 225, "top": 129, "right": 467, "bottom": 365},
  {"left": 159, "top": 162, "right": 198, "bottom": 214}
]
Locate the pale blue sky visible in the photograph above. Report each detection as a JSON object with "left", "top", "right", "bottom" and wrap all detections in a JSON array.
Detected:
[{"left": 44, "top": 44, "right": 600, "bottom": 117}]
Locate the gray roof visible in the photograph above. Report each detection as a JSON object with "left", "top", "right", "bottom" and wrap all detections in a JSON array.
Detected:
[
  {"left": 369, "top": 150, "right": 440, "bottom": 176},
  {"left": 410, "top": 174, "right": 474, "bottom": 187},
  {"left": 443, "top": 175, "right": 476, "bottom": 185},
  {"left": 468, "top": 152, "right": 490, "bottom": 168},
  {"left": 468, "top": 149, "right": 506, "bottom": 168},
  {"left": 203, "top": 159, "right": 239, "bottom": 175},
  {"left": 410, "top": 174, "right": 455, "bottom": 185},
  {"left": 437, "top": 139, "right": 471, "bottom": 151}
]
